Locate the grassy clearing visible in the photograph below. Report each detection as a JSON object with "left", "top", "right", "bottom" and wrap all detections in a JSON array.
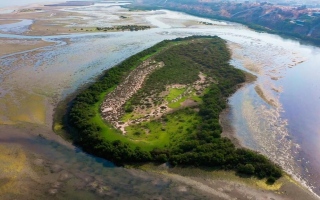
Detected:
[
  {"left": 86, "top": 86, "right": 169, "bottom": 151},
  {"left": 88, "top": 90, "right": 153, "bottom": 150},
  {"left": 165, "top": 88, "right": 186, "bottom": 102},
  {"left": 89, "top": 88, "right": 125, "bottom": 140},
  {"left": 168, "top": 96, "right": 188, "bottom": 108},
  {"left": 121, "top": 112, "right": 144, "bottom": 122},
  {"left": 166, "top": 87, "right": 188, "bottom": 108},
  {"left": 191, "top": 93, "right": 202, "bottom": 103},
  {"left": 166, "top": 88, "right": 203, "bottom": 109},
  {"left": 125, "top": 109, "right": 200, "bottom": 149}
]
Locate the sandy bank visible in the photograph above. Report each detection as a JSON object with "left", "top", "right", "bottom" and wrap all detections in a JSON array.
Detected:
[
  {"left": 0, "top": 20, "right": 21, "bottom": 25},
  {"left": 0, "top": 5, "right": 97, "bottom": 35},
  {"left": 0, "top": 38, "right": 55, "bottom": 57},
  {"left": 0, "top": 3, "right": 154, "bottom": 36}
]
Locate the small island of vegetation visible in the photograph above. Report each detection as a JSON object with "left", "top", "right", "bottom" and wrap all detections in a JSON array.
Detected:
[
  {"left": 96, "top": 25, "right": 151, "bottom": 32},
  {"left": 66, "top": 36, "right": 282, "bottom": 183}
]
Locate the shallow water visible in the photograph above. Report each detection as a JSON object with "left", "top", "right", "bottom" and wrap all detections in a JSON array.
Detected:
[
  {"left": 0, "top": 19, "right": 33, "bottom": 34},
  {"left": 1, "top": 3, "right": 320, "bottom": 198},
  {"left": 0, "top": 125, "right": 210, "bottom": 199}
]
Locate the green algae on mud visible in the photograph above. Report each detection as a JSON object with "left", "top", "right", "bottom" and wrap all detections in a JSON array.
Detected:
[
  {"left": 0, "top": 91, "right": 47, "bottom": 125},
  {"left": 65, "top": 35, "right": 283, "bottom": 181}
]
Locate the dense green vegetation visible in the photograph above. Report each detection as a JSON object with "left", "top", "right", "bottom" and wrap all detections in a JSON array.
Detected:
[
  {"left": 66, "top": 36, "right": 282, "bottom": 181},
  {"left": 125, "top": 108, "right": 199, "bottom": 149}
]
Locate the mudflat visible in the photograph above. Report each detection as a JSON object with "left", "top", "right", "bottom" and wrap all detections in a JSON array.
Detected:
[{"left": 0, "top": 38, "right": 55, "bottom": 57}]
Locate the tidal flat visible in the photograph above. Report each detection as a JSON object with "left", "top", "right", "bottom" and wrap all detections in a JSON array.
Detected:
[{"left": 0, "top": 1, "right": 319, "bottom": 199}]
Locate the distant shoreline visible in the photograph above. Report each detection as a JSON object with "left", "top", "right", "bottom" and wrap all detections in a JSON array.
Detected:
[
  {"left": 126, "top": 3, "right": 320, "bottom": 47},
  {"left": 0, "top": 0, "right": 64, "bottom": 9}
]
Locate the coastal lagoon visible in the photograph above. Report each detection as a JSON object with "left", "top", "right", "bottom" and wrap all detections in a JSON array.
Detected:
[{"left": 1, "top": 1, "right": 320, "bottom": 199}]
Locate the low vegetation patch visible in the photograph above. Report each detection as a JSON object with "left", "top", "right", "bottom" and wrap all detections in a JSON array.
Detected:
[
  {"left": 66, "top": 36, "right": 282, "bottom": 182},
  {"left": 96, "top": 25, "right": 151, "bottom": 32}
]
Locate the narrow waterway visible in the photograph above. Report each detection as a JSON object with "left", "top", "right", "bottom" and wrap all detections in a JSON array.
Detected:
[{"left": 1, "top": 2, "right": 320, "bottom": 198}]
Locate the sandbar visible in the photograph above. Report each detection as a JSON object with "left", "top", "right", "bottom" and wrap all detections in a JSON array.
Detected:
[{"left": 0, "top": 38, "right": 55, "bottom": 57}]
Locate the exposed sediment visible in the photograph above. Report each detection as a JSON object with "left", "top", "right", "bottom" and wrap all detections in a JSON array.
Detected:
[
  {"left": 121, "top": 72, "right": 211, "bottom": 132},
  {"left": 100, "top": 60, "right": 164, "bottom": 132}
]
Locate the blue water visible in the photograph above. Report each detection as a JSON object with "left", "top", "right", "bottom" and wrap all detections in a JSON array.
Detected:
[
  {"left": 0, "top": 19, "right": 33, "bottom": 34},
  {"left": 226, "top": 34, "right": 320, "bottom": 195},
  {"left": 279, "top": 53, "right": 320, "bottom": 188}
]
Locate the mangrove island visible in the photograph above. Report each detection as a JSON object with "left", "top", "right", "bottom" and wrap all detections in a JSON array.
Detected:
[{"left": 66, "top": 36, "right": 282, "bottom": 184}]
